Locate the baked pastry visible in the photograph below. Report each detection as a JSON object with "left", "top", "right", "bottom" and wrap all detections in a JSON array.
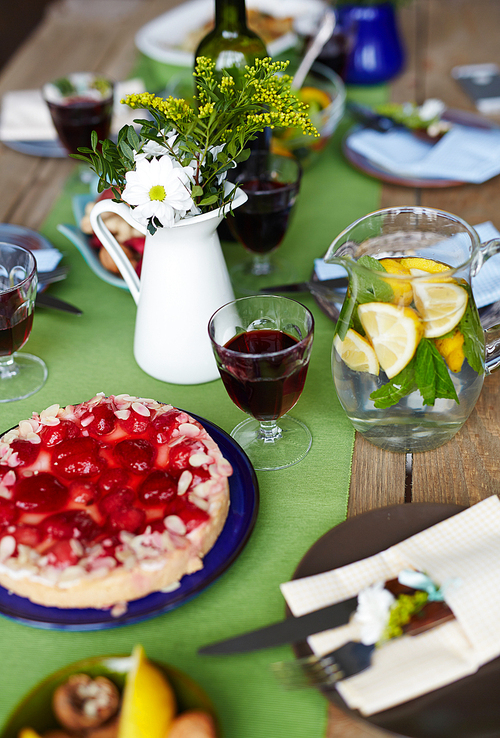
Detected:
[{"left": 0, "top": 394, "right": 232, "bottom": 612}]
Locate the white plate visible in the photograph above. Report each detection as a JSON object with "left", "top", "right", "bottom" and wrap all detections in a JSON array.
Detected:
[{"left": 135, "top": 0, "right": 326, "bottom": 67}]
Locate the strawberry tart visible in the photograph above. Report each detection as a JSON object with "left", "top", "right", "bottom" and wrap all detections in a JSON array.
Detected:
[{"left": 0, "top": 394, "right": 232, "bottom": 611}]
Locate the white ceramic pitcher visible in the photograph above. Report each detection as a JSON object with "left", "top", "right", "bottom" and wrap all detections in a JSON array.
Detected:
[{"left": 90, "top": 187, "right": 248, "bottom": 385}]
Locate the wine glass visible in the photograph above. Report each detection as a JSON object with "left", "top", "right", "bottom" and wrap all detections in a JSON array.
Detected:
[
  {"left": 208, "top": 295, "right": 314, "bottom": 471},
  {"left": 227, "top": 151, "right": 302, "bottom": 295},
  {"left": 0, "top": 242, "right": 47, "bottom": 402}
]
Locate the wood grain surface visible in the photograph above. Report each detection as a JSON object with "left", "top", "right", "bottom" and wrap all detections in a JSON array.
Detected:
[{"left": 1, "top": 1, "right": 499, "bottom": 736}]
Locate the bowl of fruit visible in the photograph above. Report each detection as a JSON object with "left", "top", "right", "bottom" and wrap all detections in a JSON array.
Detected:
[
  {"left": 2, "top": 645, "right": 218, "bottom": 738},
  {"left": 271, "top": 61, "right": 345, "bottom": 167}
]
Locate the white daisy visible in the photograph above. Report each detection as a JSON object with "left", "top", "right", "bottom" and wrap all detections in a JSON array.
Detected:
[
  {"left": 135, "top": 131, "right": 180, "bottom": 162},
  {"left": 353, "top": 581, "right": 395, "bottom": 645},
  {"left": 122, "top": 155, "right": 196, "bottom": 228}
]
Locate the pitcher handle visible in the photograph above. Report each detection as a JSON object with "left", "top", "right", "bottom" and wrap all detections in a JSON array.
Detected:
[
  {"left": 473, "top": 237, "right": 500, "bottom": 374},
  {"left": 89, "top": 200, "right": 146, "bottom": 305}
]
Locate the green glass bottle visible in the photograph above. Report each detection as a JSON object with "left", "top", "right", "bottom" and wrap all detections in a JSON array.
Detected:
[{"left": 194, "top": 0, "right": 267, "bottom": 84}]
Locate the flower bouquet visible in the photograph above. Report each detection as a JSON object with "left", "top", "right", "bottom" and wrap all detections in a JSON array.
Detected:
[{"left": 75, "top": 57, "right": 318, "bottom": 234}]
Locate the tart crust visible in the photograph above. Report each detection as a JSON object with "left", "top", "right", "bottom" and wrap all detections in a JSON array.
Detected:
[{"left": 0, "top": 394, "right": 231, "bottom": 611}]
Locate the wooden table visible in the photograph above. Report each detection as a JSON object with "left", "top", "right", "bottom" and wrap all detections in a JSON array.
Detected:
[{"left": 1, "top": 1, "right": 500, "bottom": 736}]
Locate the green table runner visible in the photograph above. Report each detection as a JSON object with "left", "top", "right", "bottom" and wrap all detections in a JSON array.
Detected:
[{"left": 0, "top": 80, "right": 384, "bottom": 737}]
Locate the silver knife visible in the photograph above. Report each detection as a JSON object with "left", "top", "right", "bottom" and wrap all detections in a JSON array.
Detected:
[
  {"left": 36, "top": 292, "right": 83, "bottom": 315},
  {"left": 198, "top": 596, "right": 358, "bottom": 655},
  {"left": 259, "top": 277, "right": 347, "bottom": 295}
]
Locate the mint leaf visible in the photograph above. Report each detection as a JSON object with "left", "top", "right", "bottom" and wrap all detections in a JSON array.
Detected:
[
  {"left": 352, "top": 255, "right": 394, "bottom": 305},
  {"left": 335, "top": 292, "right": 356, "bottom": 341},
  {"left": 414, "top": 338, "right": 459, "bottom": 406},
  {"left": 458, "top": 292, "right": 484, "bottom": 374},
  {"left": 370, "top": 361, "right": 417, "bottom": 409}
]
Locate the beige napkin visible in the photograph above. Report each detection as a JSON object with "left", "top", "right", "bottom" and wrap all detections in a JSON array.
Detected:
[
  {"left": 0, "top": 79, "right": 145, "bottom": 142},
  {"left": 281, "top": 495, "right": 500, "bottom": 716}
]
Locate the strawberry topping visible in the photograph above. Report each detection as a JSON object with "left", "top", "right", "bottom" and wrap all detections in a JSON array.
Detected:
[
  {"left": 40, "top": 419, "right": 81, "bottom": 447},
  {"left": 84, "top": 404, "right": 116, "bottom": 436},
  {"left": 138, "top": 470, "right": 177, "bottom": 506},
  {"left": 113, "top": 439, "right": 155, "bottom": 474},
  {"left": 14, "top": 472, "right": 68, "bottom": 512},
  {"left": 40, "top": 510, "right": 99, "bottom": 542},
  {"left": 52, "top": 437, "right": 105, "bottom": 479},
  {"left": 10, "top": 439, "right": 40, "bottom": 466}
]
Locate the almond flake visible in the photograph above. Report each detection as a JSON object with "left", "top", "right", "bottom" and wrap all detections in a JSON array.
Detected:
[
  {"left": 3, "top": 471, "right": 16, "bottom": 487},
  {"left": 179, "top": 423, "right": 200, "bottom": 438},
  {"left": 80, "top": 414, "right": 94, "bottom": 427},
  {"left": 189, "top": 452, "right": 213, "bottom": 467},
  {"left": 0, "top": 535, "right": 16, "bottom": 561},
  {"left": 114, "top": 409, "right": 130, "bottom": 420},
  {"left": 0, "top": 486, "right": 12, "bottom": 500},
  {"left": 164, "top": 515, "right": 187, "bottom": 536},
  {"left": 190, "top": 495, "right": 209, "bottom": 511},
  {"left": 131, "top": 401, "right": 150, "bottom": 417},
  {"left": 177, "top": 470, "right": 192, "bottom": 496}
]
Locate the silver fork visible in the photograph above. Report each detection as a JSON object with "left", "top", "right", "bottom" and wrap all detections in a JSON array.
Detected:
[
  {"left": 38, "top": 265, "right": 70, "bottom": 284},
  {"left": 271, "top": 642, "right": 375, "bottom": 690}
]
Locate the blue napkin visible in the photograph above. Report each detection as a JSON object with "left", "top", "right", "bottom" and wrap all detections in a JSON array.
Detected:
[
  {"left": 316, "top": 221, "right": 500, "bottom": 309},
  {"left": 347, "top": 124, "right": 500, "bottom": 184}
]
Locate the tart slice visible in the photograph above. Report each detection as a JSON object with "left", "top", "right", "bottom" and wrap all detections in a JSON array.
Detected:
[{"left": 0, "top": 394, "right": 232, "bottom": 611}]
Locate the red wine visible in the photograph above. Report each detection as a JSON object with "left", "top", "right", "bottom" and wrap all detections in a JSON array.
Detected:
[
  {"left": 47, "top": 96, "right": 113, "bottom": 155},
  {"left": 0, "top": 313, "right": 33, "bottom": 356},
  {"left": 220, "top": 329, "right": 309, "bottom": 420},
  {"left": 228, "top": 179, "right": 296, "bottom": 254}
]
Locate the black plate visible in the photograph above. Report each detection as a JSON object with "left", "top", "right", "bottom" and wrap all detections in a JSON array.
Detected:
[{"left": 290, "top": 503, "right": 500, "bottom": 738}]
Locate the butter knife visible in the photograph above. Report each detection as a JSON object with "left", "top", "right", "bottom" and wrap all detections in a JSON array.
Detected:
[
  {"left": 198, "top": 596, "right": 358, "bottom": 655},
  {"left": 259, "top": 277, "right": 347, "bottom": 295},
  {"left": 36, "top": 292, "right": 83, "bottom": 315}
]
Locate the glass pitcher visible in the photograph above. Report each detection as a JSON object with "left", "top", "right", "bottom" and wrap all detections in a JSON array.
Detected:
[{"left": 324, "top": 207, "right": 500, "bottom": 453}]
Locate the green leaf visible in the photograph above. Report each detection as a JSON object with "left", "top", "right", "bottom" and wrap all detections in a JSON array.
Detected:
[
  {"left": 458, "top": 290, "right": 485, "bottom": 374},
  {"left": 334, "top": 292, "right": 357, "bottom": 341},
  {"left": 191, "top": 185, "right": 204, "bottom": 198},
  {"left": 414, "top": 338, "right": 459, "bottom": 406},
  {"left": 91, "top": 130, "right": 98, "bottom": 150},
  {"left": 199, "top": 194, "right": 218, "bottom": 206},
  {"left": 352, "top": 255, "right": 394, "bottom": 305},
  {"left": 370, "top": 361, "right": 417, "bottom": 409}
]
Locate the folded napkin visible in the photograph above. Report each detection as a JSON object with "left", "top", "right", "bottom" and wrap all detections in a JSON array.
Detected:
[
  {"left": 281, "top": 496, "right": 500, "bottom": 716},
  {"left": 348, "top": 124, "right": 500, "bottom": 184},
  {"left": 315, "top": 221, "right": 500, "bottom": 309},
  {"left": 0, "top": 79, "right": 145, "bottom": 142},
  {"left": 35, "top": 249, "right": 63, "bottom": 273}
]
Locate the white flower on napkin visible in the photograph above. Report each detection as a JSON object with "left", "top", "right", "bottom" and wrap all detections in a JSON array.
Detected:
[{"left": 353, "top": 581, "right": 395, "bottom": 645}]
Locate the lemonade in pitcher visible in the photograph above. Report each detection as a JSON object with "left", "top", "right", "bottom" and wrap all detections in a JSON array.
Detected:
[{"left": 324, "top": 207, "right": 500, "bottom": 453}]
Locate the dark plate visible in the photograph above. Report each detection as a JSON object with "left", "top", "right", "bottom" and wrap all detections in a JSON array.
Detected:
[
  {"left": 1, "top": 654, "right": 218, "bottom": 738},
  {"left": 0, "top": 222, "right": 61, "bottom": 292},
  {"left": 289, "top": 502, "right": 500, "bottom": 738},
  {"left": 2, "top": 139, "right": 67, "bottom": 158},
  {"left": 343, "top": 108, "right": 498, "bottom": 189},
  {"left": 0, "top": 412, "right": 259, "bottom": 631}
]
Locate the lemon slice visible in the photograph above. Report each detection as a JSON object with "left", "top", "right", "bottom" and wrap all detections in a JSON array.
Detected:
[
  {"left": 334, "top": 329, "right": 379, "bottom": 375},
  {"left": 118, "top": 645, "right": 176, "bottom": 738},
  {"left": 435, "top": 330, "right": 465, "bottom": 372},
  {"left": 413, "top": 282, "right": 468, "bottom": 338},
  {"left": 18, "top": 730, "right": 42, "bottom": 738},
  {"left": 358, "top": 302, "right": 423, "bottom": 378},
  {"left": 378, "top": 258, "right": 413, "bottom": 306},
  {"left": 399, "top": 257, "right": 450, "bottom": 274}
]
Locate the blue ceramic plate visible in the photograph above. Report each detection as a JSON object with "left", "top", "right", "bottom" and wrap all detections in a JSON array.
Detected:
[
  {"left": 2, "top": 139, "right": 67, "bottom": 158},
  {"left": 0, "top": 223, "right": 62, "bottom": 292},
  {"left": 57, "top": 194, "right": 129, "bottom": 290},
  {"left": 0, "top": 413, "right": 259, "bottom": 631}
]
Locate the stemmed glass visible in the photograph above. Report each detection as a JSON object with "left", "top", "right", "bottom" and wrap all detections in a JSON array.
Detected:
[
  {"left": 227, "top": 151, "right": 302, "bottom": 295},
  {"left": 0, "top": 242, "right": 47, "bottom": 402},
  {"left": 209, "top": 295, "right": 314, "bottom": 471}
]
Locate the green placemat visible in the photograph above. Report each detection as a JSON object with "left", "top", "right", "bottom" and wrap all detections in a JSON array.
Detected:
[{"left": 0, "top": 78, "right": 385, "bottom": 737}]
